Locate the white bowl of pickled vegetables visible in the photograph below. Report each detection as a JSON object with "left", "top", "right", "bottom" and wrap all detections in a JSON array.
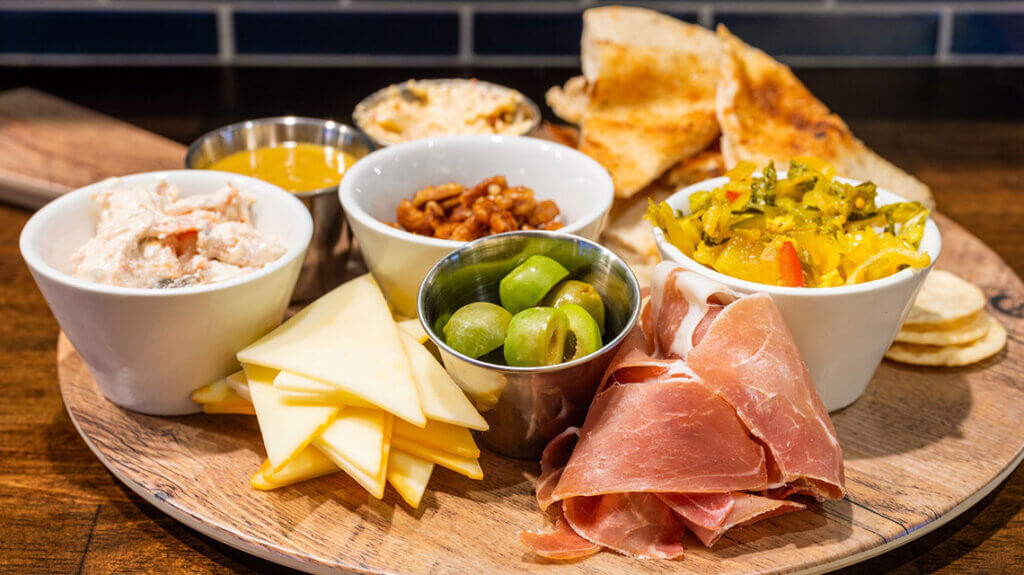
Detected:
[{"left": 649, "top": 160, "right": 941, "bottom": 411}]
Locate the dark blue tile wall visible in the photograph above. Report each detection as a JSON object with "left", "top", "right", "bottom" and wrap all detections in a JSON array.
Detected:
[
  {"left": 234, "top": 11, "right": 460, "bottom": 56},
  {"left": 0, "top": 4, "right": 1016, "bottom": 65},
  {"left": 952, "top": 14, "right": 1024, "bottom": 55},
  {"left": 474, "top": 10, "right": 698, "bottom": 56},
  {"left": 715, "top": 13, "right": 940, "bottom": 57},
  {"left": 474, "top": 12, "right": 584, "bottom": 56},
  {"left": 0, "top": 11, "right": 218, "bottom": 55}
]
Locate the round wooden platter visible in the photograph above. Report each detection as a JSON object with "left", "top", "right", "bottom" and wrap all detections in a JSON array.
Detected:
[{"left": 58, "top": 215, "right": 1024, "bottom": 575}]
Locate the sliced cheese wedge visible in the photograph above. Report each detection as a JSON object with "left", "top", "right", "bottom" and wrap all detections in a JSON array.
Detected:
[
  {"left": 191, "top": 377, "right": 242, "bottom": 404},
  {"left": 246, "top": 364, "right": 338, "bottom": 472},
  {"left": 393, "top": 419, "right": 480, "bottom": 459},
  {"left": 237, "top": 274, "right": 425, "bottom": 427},
  {"left": 313, "top": 408, "right": 393, "bottom": 499},
  {"left": 273, "top": 372, "right": 373, "bottom": 408},
  {"left": 398, "top": 330, "right": 489, "bottom": 431},
  {"left": 251, "top": 446, "right": 338, "bottom": 490},
  {"left": 315, "top": 408, "right": 387, "bottom": 479},
  {"left": 397, "top": 318, "right": 429, "bottom": 344},
  {"left": 225, "top": 370, "right": 251, "bottom": 402},
  {"left": 203, "top": 401, "right": 256, "bottom": 415},
  {"left": 387, "top": 449, "right": 434, "bottom": 508},
  {"left": 391, "top": 435, "right": 483, "bottom": 480}
]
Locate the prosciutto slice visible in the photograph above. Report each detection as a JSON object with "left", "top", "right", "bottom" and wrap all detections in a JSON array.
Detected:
[{"left": 521, "top": 262, "right": 845, "bottom": 560}]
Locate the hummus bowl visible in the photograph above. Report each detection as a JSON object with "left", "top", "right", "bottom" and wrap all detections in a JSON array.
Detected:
[
  {"left": 20, "top": 170, "right": 312, "bottom": 415},
  {"left": 653, "top": 175, "right": 942, "bottom": 411}
]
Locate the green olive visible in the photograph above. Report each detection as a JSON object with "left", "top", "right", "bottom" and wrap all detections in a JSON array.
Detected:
[
  {"left": 442, "top": 302, "right": 512, "bottom": 359},
  {"left": 503, "top": 307, "right": 569, "bottom": 367},
  {"left": 558, "top": 303, "right": 603, "bottom": 361},
  {"left": 499, "top": 255, "right": 569, "bottom": 315},
  {"left": 543, "top": 280, "right": 606, "bottom": 335}
]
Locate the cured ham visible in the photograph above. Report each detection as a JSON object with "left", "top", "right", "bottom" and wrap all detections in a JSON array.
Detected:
[{"left": 522, "top": 262, "right": 845, "bottom": 560}]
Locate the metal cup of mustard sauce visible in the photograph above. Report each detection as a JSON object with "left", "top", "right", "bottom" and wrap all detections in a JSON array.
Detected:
[
  {"left": 418, "top": 231, "right": 641, "bottom": 459},
  {"left": 185, "top": 117, "right": 374, "bottom": 302}
]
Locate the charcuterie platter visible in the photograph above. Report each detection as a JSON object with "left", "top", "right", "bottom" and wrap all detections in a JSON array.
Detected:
[
  {"left": 57, "top": 213, "right": 1022, "bottom": 574},
  {"left": 14, "top": 4, "right": 1021, "bottom": 574}
]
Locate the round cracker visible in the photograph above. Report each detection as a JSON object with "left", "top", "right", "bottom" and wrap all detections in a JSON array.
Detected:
[
  {"left": 886, "top": 314, "right": 1006, "bottom": 367},
  {"left": 894, "top": 310, "right": 991, "bottom": 346},
  {"left": 903, "top": 270, "right": 987, "bottom": 327}
]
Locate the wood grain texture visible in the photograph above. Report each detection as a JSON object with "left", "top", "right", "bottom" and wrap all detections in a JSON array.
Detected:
[
  {"left": 0, "top": 85, "right": 1022, "bottom": 574},
  {"left": 0, "top": 88, "right": 184, "bottom": 208},
  {"left": 53, "top": 213, "right": 1024, "bottom": 575}
]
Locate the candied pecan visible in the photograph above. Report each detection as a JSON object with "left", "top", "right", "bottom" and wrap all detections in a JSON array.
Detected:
[
  {"left": 423, "top": 200, "right": 446, "bottom": 230},
  {"left": 472, "top": 196, "right": 499, "bottom": 223},
  {"left": 489, "top": 211, "right": 518, "bottom": 234},
  {"left": 413, "top": 182, "right": 463, "bottom": 207},
  {"left": 529, "top": 200, "right": 560, "bottom": 226},
  {"left": 396, "top": 200, "right": 434, "bottom": 235},
  {"left": 542, "top": 221, "right": 564, "bottom": 231},
  {"left": 433, "top": 223, "right": 459, "bottom": 239},
  {"left": 449, "top": 205, "right": 471, "bottom": 222}
]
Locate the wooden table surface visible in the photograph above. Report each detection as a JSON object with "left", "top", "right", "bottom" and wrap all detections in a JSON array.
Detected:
[{"left": 2, "top": 118, "right": 1022, "bottom": 574}]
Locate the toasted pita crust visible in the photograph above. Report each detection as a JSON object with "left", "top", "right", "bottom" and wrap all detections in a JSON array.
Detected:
[
  {"left": 579, "top": 11, "right": 722, "bottom": 198},
  {"left": 715, "top": 25, "right": 933, "bottom": 208},
  {"left": 600, "top": 145, "right": 726, "bottom": 284},
  {"left": 546, "top": 76, "right": 589, "bottom": 126}
]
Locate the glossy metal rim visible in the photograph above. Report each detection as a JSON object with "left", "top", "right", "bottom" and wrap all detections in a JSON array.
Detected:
[
  {"left": 183, "top": 116, "right": 375, "bottom": 198},
  {"left": 352, "top": 78, "right": 542, "bottom": 148},
  {"left": 417, "top": 230, "right": 641, "bottom": 375}
]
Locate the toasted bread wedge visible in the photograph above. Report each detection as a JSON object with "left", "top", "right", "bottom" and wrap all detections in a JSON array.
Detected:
[{"left": 716, "top": 25, "right": 933, "bottom": 208}]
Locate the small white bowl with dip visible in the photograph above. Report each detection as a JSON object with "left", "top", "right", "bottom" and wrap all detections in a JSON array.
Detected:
[
  {"left": 20, "top": 170, "right": 312, "bottom": 415},
  {"left": 340, "top": 134, "right": 614, "bottom": 317},
  {"left": 653, "top": 175, "right": 941, "bottom": 412}
]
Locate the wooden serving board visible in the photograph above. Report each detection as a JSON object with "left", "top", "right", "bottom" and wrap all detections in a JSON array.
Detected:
[
  {"left": 0, "top": 88, "right": 185, "bottom": 208},
  {"left": 57, "top": 214, "right": 1024, "bottom": 575}
]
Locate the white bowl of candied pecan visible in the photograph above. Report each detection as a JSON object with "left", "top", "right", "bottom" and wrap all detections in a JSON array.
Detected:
[{"left": 339, "top": 135, "right": 614, "bottom": 316}]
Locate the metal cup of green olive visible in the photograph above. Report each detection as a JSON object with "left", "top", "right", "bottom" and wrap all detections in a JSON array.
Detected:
[{"left": 418, "top": 231, "right": 641, "bottom": 459}]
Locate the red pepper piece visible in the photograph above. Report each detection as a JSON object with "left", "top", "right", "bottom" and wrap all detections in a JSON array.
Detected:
[{"left": 778, "top": 241, "right": 804, "bottom": 287}]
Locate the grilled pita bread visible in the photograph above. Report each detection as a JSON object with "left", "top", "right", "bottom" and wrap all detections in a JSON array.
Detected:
[
  {"left": 546, "top": 76, "right": 589, "bottom": 126},
  {"left": 600, "top": 145, "right": 726, "bottom": 283},
  {"left": 578, "top": 8, "right": 722, "bottom": 198},
  {"left": 716, "top": 25, "right": 934, "bottom": 208}
]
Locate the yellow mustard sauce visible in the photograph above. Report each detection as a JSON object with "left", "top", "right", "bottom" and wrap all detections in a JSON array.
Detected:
[{"left": 207, "top": 143, "right": 357, "bottom": 193}]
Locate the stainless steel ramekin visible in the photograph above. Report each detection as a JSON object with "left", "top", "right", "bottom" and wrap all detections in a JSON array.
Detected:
[
  {"left": 418, "top": 231, "right": 641, "bottom": 459},
  {"left": 185, "top": 116, "right": 374, "bottom": 302}
]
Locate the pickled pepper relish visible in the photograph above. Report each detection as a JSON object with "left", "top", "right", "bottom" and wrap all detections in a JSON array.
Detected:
[{"left": 646, "top": 158, "right": 931, "bottom": 288}]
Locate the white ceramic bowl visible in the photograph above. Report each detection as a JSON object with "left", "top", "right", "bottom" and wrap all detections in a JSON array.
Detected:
[
  {"left": 20, "top": 170, "right": 312, "bottom": 415},
  {"left": 339, "top": 135, "right": 614, "bottom": 317},
  {"left": 654, "top": 174, "right": 941, "bottom": 412}
]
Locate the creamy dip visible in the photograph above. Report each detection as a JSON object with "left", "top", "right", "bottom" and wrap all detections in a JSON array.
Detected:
[
  {"left": 356, "top": 79, "right": 536, "bottom": 145},
  {"left": 72, "top": 179, "right": 286, "bottom": 289}
]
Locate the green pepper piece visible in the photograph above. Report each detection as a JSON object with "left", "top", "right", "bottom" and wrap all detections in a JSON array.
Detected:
[
  {"left": 442, "top": 302, "right": 512, "bottom": 359},
  {"left": 543, "top": 280, "right": 606, "bottom": 335},
  {"left": 503, "top": 307, "right": 569, "bottom": 367},
  {"left": 558, "top": 303, "right": 603, "bottom": 361},
  {"left": 499, "top": 255, "right": 569, "bottom": 314}
]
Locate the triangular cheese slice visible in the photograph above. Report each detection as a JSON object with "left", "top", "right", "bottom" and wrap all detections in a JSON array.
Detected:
[
  {"left": 237, "top": 274, "right": 425, "bottom": 427},
  {"left": 192, "top": 377, "right": 241, "bottom": 404},
  {"left": 393, "top": 419, "right": 480, "bottom": 459},
  {"left": 273, "top": 371, "right": 373, "bottom": 408},
  {"left": 202, "top": 401, "right": 255, "bottom": 415},
  {"left": 387, "top": 450, "right": 434, "bottom": 508},
  {"left": 250, "top": 446, "right": 338, "bottom": 490},
  {"left": 225, "top": 370, "right": 251, "bottom": 402},
  {"left": 315, "top": 407, "right": 387, "bottom": 478},
  {"left": 398, "top": 331, "right": 489, "bottom": 431},
  {"left": 246, "top": 364, "right": 338, "bottom": 472},
  {"left": 391, "top": 435, "right": 483, "bottom": 480},
  {"left": 397, "top": 318, "right": 429, "bottom": 344}
]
